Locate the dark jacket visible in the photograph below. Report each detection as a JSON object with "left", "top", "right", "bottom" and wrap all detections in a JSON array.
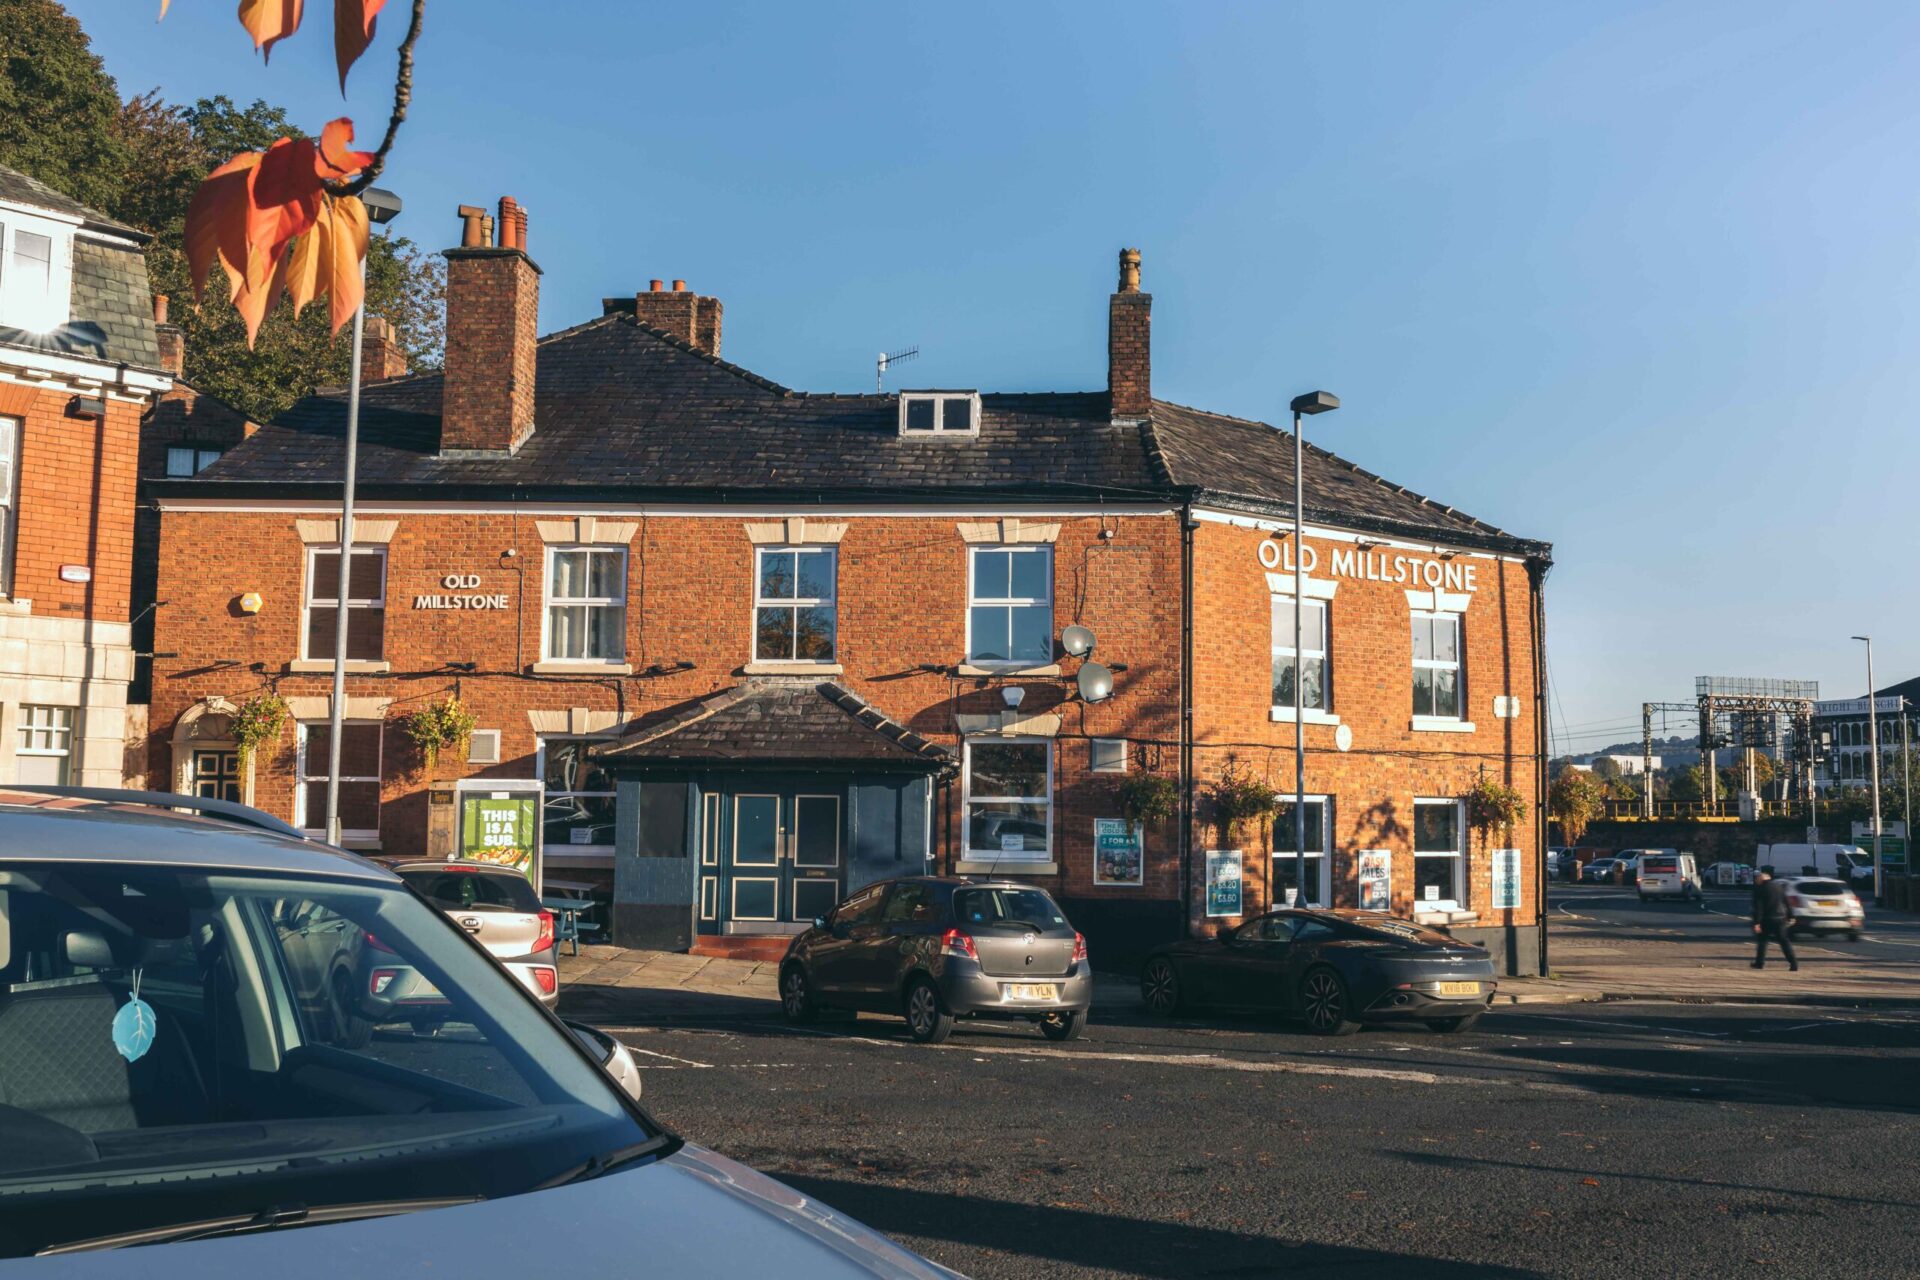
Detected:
[{"left": 1751, "top": 879, "right": 1790, "bottom": 923}]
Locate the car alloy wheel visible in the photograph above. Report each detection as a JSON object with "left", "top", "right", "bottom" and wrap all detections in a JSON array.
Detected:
[
  {"left": 905, "top": 979, "right": 953, "bottom": 1044},
  {"left": 1300, "top": 969, "right": 1358, "bottom": 1036},
  {"left": 1142, "top": 959, "right": 1180, "bottom": 1016},
  {"left": 780, "top": 966, "right": 815, "bottom": 1023}
]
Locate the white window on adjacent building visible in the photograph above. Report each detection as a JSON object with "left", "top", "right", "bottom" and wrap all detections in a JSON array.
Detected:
[
  {"left": 538, "top": 736, "right": 617, "bottom": 854},
  {"left": 964, "top": 738, "right": 1052, "bottom": 862},
  {"left": 165, "top": 445, "right": 223, "bottom": 477},
  {"left": 0, "top": 416, "right": 17, "bottom": 596},
  {"left": 14, "top": 705, "right": 76, "bottom": 785},
  {"left": 0, "top": 215, "right": 69, "bottom": 333},
  {"left": 1272, "top": 597, "right": 1330, "bottom": 714},
  {"left": 544, "top": 546, "right": 627, "bottom": 662},
  {"left": 294, "top": 721, "right": 383, "bottom": 841},
  {"left": 1090, "top": 738, "right": 1128, "bottom": 774},
  {"left": 967, "top": 546, "right": 1052, "bottom": 666},
  {"left": 754, "top": 547, "right": 837, "bottom": 662},
  {"left": 302, "top": 545, "right": 387, "bottom": 661},
  {"left": 898, "top": 391, "right": 980, "bottom": 437},
  {"left": 1412, "top": 612, "right": 1463, "bottom": 721},
  {"left": 1413, "top": 797, "right": 1465, "bottom": 910}
]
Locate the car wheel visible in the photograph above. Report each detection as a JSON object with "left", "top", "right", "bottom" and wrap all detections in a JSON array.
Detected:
[
  {"left": 904, "top": 978, "right": 954, "bottom": 1044},
  {"left": 1038, "top": 1010, "right": 1085, "bottom": 1042},
  {"left": 780, "top": 964, "right": 817, "bottom": 1024},
  {"left": 410, "top": 1015, "right": 445, "bottom": 1037},
  {"left": 1299, "top": 967, "right": 1361, "bottom": 1037},
  {"left": 1425, "top": 1014, "right": 1482, "bottom": 1034},
  {"left": 1141, "top": 957, "right": 1182, "bottom": 1016},
  {"left": 330, "top": 969, "right": 372, "bottom": 1049}
]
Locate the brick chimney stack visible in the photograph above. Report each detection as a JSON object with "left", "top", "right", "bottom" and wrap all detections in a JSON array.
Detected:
[
  {"left": 1108, "top": 247, "right": 1151, "bottom": 421},
  {"left": 441, "top": 197, "right": 541, "bottom": 455},
  {"left": 362, "top": 317, "right": 411, "bottom": 382},
  {"left": 153, "top": 294, "right": 184, "bottom": 378},
  {"left": 627, "top": 277, "right": 724, "bottom": 357}
]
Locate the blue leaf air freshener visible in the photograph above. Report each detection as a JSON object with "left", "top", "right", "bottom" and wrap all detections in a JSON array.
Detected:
[{"left": 112, "top": 969, "right": 157, "bottom": 1063}]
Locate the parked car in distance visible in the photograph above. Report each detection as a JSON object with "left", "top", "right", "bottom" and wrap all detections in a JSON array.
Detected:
[
  {"left": 1138, "top": 909, "right": 1497, "bottom": 1036},
  {"left": 781, "top": 876, "right": 1093, "bottom": 1044},
  {"left": 1582, "top": 858, "right": 1619, "bottom": 884},
  {"left": 1780, "top": 877, "right": 1867, "bottom": 940},
  {"left": 1702, "top": 861, "right": 1755, "bottom": 887},
  {"left": 1636, "top": 851, "right": 1702, "bottom": 902},
  {"left": 0, "top": 787, "right": 953, "bottom": 1275},
  {"left": 387, "top": 859, "right": 561, "bottom": 1029},
  {"left": 1757, "top": 843, "right": 1876, "bottom": 889}
]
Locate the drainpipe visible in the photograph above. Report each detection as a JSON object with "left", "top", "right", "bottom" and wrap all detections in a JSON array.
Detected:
[
  {"left": 1528, "top": 555, "right": 1552, "bottom": 976},
  {"left": 1180, "top": 500, "right": 1196, "bottom": 938}
]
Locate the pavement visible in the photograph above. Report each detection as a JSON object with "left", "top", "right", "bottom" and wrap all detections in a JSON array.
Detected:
[{"left": 558, "top": 887, "right": 1918, "bottom": 1022}]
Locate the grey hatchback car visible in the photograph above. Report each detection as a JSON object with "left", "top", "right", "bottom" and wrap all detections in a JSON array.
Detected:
[
  {"left": 780, "top": 877, "right": 1093, "bottom": 1043},
  {"left": 0, "top": 788, "right": 957, "bottom": 1276}
]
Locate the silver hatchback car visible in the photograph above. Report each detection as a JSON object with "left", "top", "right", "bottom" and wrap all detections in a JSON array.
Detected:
[{"left": 0, "top": 788, "right": 957, "bottom": 1275}]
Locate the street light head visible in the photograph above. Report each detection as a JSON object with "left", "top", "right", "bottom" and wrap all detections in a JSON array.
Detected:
[
  {"left": 1289, "top": 390, "right": 1339, "bottom": 416},
  {"left": 1851, "top": 635, "right": 1871, "bottom": 643},
  {"left": 363, "top": 187, "right": 403, "bottom": 225}
]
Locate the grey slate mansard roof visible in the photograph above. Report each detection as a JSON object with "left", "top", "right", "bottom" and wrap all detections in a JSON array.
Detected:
[
  {"left": 595, "top": 680, "right": 958, "bottom": 774},
  {"left": 172, "top": 309, "right": 1549, "bottom": 558},
  {"left": 0, "top": 163, "right": 162, "bottom": 372}
]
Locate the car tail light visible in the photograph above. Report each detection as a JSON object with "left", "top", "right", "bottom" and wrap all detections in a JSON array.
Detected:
[
  {"left": 365, "top": 932, "right": 398, "bottom": 954},
  {"left": 370, "top": 967, "right": 401, "bottom": 995},
  {"left": 939, "top": 928, "right": 977, "bottom": 960},
  {"left": 531, "top": 966, "right": 558, "bottom": 995},
  {"left": 1787, "top": 894, "right": 1805, "bottom": 908},
  {"left": 535, "top": 910, "right": 555, "bottom": 954},
  {"left": 1072, "top": 932, "right": 1088, "bottom": 963}
]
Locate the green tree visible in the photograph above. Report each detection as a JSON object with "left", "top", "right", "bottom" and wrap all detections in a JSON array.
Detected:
[
  {"left": 1668, "top": 765, "right": 1705, "bottom": 804},
  {"left": 1549, "top": 767, "right": 1605, "bottom": 845},
  {"left": 1589, "top": 755, "right": 1622, "bottom": 781},
  {"left": 0, "top": 0, "right": 127, "bottom": 212}
]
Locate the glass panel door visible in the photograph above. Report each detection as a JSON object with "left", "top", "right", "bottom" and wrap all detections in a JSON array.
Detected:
[
  {"left": 716, "top": 787, "right": 846, "bottom": 929},
  {"left": 730, "top": 794, "right": 781, "bottom": 921},
  {"left": 791, "top": 794, "right": 842, "bottom": 922}
]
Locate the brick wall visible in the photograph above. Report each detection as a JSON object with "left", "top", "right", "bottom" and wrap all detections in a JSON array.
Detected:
[
  {"left": 3, "top": 384, "right": 142, "bottom": 622},
  {"left": 441, "top": 248, "right": 539, "bottom": 453},
  {"left": 1186, "top": 518, "right": 1543, "bottom": 937}
]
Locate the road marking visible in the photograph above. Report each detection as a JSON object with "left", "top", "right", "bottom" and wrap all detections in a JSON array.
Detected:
[{"left": 621, "top": 1045, "right": 715, "bottom": 1068}]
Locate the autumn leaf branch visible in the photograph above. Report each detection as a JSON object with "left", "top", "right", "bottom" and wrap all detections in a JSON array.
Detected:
[{"left": 323, "top": 0, "right": 425, "bottom": 199}]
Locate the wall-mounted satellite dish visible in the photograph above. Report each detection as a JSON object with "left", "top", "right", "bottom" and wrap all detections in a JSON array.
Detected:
[
  {"left": 1077, "top": 661, "right": 1114, "bottom": 703},
  {"left": 1061, "top": 625, "right": 1096, "bottom": 658}
]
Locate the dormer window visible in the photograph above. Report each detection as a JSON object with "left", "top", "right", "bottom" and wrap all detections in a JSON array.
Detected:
[
  {"left": 899, "top": 391, "right": 980, "bottom": 437},
  {"left": 0, "top": 210, "right": 73, "bottom": 334}
]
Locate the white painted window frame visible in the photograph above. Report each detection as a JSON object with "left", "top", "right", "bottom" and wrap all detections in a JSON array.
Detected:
[
  {"left": 165, "top": 445, "right": 223, "bottom": 477},
  {"left": 962, "top": 736, "right": 1053, "bottom": 862},
  {"left": 14, "top": 704, "right": 76, "bottom": 785},
  {"left": 966, "top": 544, "right": 1053, "bottom": 667},
  {"left": 541, "top": 544, "right": 628, "bottom": 663},
  {"left": 1412, "top": 797, "right": 1465, "bottom": 910},
  {"left": 898, "top": 390, "right": 980, "bottom": 437},
  {"left": 0, "top": 415, "right": 18, "bottom": 596},
  {"left": 300, "top": 543, "right": 388, "bottom": 661},
  {"left": 1411, "top": 609, "right": 1466, "bottom": 728},
  {"left": 536, "top": 734, "right": 618, "bottom": 855},
  {"left": 1090, "top": 737, "right": 1128, "bottom": 774},
  {"left": 1271, "top": 793, "right": 1333, "bottom": 906},
  {"left": 294, "top": 720, "right": 382, "bottom": 841},
  {"left": 752, "top": 545, "right": 838, "bottom": 663},
  {"left": 0, "top": 207, "right": 75, "bottom": 334},
  {"left": 1271, "top": 596, "right": 1332, "bottom": 718}
]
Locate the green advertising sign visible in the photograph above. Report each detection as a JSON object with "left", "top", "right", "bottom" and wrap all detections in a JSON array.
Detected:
[{"left": 460, "top": 796, "right": 539, "bottom": 883}]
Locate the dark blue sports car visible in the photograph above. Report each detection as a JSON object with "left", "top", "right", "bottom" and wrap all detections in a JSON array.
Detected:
[{"left": 1139, "top": 909, "right": 1497, "bottom": 1035}]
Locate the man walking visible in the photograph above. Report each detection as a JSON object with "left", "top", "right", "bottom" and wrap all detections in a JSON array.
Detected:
[{"left": 1750, "top": 866, "right": 1798, "bottom": 971}]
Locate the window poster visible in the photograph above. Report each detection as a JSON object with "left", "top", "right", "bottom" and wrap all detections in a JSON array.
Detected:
[
  {"left": 1357, "top": 849, "right": 1391, "bottom": 912},
  {"left": 1205, "top": 849, "right": 1243, "bottom": 917},
  {"left": 1094, "top": 818, "right": 1144, "bottom": 887},
  {"left": 461, "top": 794, "right": 540, "bottom": 888},
  {"left": 1492, "top": 848, "right": 1522, "bottom": 910}
]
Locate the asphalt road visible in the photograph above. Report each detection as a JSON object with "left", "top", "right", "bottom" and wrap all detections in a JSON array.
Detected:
[
  {"left": 607, "top": 995, "right": 1920, "bottom": 1279},
  {"left": 1552, "top": 883, "right": 1920, "bottom": 966}
]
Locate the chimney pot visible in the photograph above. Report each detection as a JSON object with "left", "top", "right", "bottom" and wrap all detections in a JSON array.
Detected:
[
  {"left": 649, "top": 279, "right": 665, "bottom": 292},
  {"left": 1118, "top": 247, "right": 1141, "bottom": 293},
  {"left": 152, "top": 294, "right": 169, "bottom": 324},
  {"left": 1108, "top": 248, "right": 1151, "bottom": 420},
  {"left": 457, "top": 205, "right": 487, "bottom": 248},
  {"left": 671, "top": 279, "right": 687, "bottom": 292}
]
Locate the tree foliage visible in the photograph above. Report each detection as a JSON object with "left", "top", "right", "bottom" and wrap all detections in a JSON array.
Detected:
[
  {"left": 1549, "top": 767, "right": 1605, "bottom": 845},
  {"left": 0, "top": 0, "right": 128, "bottom": 211}
]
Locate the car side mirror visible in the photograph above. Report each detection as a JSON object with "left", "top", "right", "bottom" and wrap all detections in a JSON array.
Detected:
[
  {"left": 567, "top": 1020, "right": 642, "bottom": 1103},
  {"left": 813, "top": 916, "right": 828, "bottom": 930}
]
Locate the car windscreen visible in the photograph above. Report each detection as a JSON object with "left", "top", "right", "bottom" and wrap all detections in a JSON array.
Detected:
[
  {"left": 1642, "top": 857, "right": 1678, "bottom": 873},
  {"left": 401, "top": 867, "right": 543, "bottom": 913},
  {"left": 0, "top": 862, "right": 654, "bottom": 1258},
  {"left": 952, "top": 887, "right": 1073, "bottom": 934},
  {"left": 1794, "top": 879, "right": 1849, "bottom": 895}
]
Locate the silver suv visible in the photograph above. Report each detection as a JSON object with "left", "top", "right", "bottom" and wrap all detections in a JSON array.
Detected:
[{"left": 0, "top": 787, "right": 955, "bottom": 1274}]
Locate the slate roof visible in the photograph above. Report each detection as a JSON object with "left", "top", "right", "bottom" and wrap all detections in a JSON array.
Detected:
[
  {"left": 0, "top": 164, "right": 162, "bottom": 372},
  {"left": 596, "top": 679, "right": 957, "bottom": 773},
  {"left": 174, "top": 308, "right": 1548, "bottom": 557}
]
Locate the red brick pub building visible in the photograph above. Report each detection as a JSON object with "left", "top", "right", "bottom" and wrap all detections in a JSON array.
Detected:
[{"left": 149, "top": 202, "right": 1553, "bottom": 973}]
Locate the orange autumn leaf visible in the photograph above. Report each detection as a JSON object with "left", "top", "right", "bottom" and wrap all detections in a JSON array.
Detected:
[
  {"left": 316, "top": 118, "right": 376, "bottom": 181},
  {"left": 323, "top": 195, "right": 370, "bottom": 333},
  {"left": 238, "top": 0, "right": 305, "bottom": 63},
  {"left": 184, "top": 150, "right": 263, "bottom": 303},
  {"left": 280, "top": 214, "right": 326, "bottom": 317},
  {"left": 334, "top": 0, "right": 388, "bottom": 92}
]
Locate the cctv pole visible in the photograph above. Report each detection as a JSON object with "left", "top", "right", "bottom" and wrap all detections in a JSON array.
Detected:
[
  {"left": 1292, "top": 405, "right": 1308, "bottom": 908},
  {"left": 323, "top": 263, "right": 366, "bottom": 846},
  {"left": 1854, "top": 636, "right": 1883, "bottom": 900}
]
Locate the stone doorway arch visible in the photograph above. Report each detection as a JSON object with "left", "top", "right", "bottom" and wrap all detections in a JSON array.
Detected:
[{"left": 171, "top": 696, "right": 254, "bottom": 806}]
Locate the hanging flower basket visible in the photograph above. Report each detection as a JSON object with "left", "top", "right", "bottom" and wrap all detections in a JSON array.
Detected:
[
  {"left": 1117, "top": 773, "right": 1179, "bottom": 827},
  {"left": 1466, "top": 773, "right": 1526, "bottom": 838},
  {"left": 402, "top": 696, "right": 478, "bottom": 770},
  {"left": 1207, "top": 755, "right": 1281, "bottom": 841},
  {"left": 231, "top": 693, "right": 289, "bottom": 769}
]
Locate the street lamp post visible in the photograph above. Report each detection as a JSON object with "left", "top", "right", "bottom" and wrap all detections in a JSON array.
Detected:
[
  {"left": 1851, "top": 635, "right": 1882, "bottom": 901},
  {"left": 1287, "top": 391, "right": 1339, "bottom": 907},
  {"left": 324, "top": 187, "right": 403, "bottom": 845}
]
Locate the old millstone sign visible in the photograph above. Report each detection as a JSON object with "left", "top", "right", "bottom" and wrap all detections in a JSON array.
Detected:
[{"left": 147, "top": 199, "right": 1552, "bottom": 972}]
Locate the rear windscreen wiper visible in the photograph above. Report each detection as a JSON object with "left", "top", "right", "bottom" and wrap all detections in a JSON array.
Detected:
[{"left": 37, "top": 1196, "right": 483, "bottom": 1254}]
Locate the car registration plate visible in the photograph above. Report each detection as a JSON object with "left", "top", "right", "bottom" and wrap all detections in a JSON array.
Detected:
[
  {"left": 1004, "top": 983, "right": 1058, "bottom": 1002},
  {"left": 1438, "top": 981, "right": 1480, "bottom": 997},
  {"left": 1815, "top": 899, "right": 1840, "bottom": 908}
]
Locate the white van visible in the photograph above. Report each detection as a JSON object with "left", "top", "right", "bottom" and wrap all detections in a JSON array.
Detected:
[
  {"left": 1757, "top": 843, "right": 1874, "bottom": 889},
  {"left": 1636, "top": 850, "right": 1701, "bottom": 902}
]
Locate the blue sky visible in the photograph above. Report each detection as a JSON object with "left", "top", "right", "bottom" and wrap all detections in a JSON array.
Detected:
[{"left": 68, "top": 1, "right": 1920, "bottom": 752}]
